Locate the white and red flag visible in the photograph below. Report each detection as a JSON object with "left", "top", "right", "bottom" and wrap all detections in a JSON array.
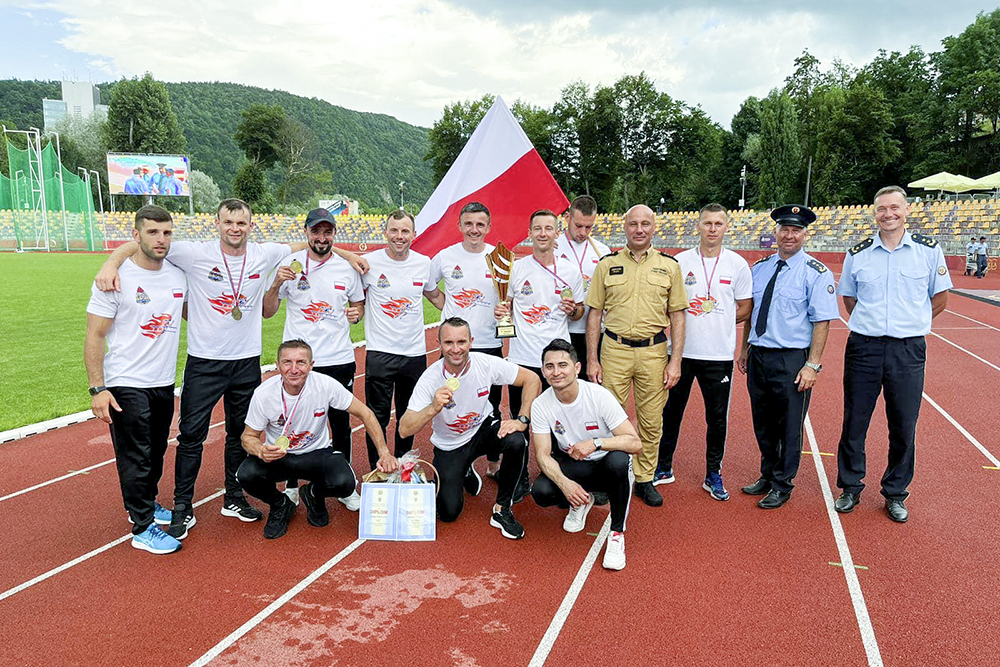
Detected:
[{"left": 411, "top": 97, "right": 569, "bottom": 257}]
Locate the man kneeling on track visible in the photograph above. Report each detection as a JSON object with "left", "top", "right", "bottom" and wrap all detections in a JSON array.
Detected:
[
  {"left": 398, "top": 317, "right": 541, "bottom": 540},
  {"left": 239, "top": 340, "right": 398, "bottom": 539},
  {"left": 529, "top": 339, "right": 640, "bottom": 570}
]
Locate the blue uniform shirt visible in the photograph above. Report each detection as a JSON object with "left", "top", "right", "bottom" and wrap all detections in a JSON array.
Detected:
[
  {"left": 748, "top": 250, "right": 838, "bottom": 349},
  {"left": 837, "top": 231, "right": 952, "bottom": 338}
]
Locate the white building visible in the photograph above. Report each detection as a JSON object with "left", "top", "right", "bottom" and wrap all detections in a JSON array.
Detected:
[{"left": 42, "top": 81, "right": 109, "bottom": 130}]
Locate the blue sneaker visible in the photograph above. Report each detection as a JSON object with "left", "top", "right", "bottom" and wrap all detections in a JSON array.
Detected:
[
  {"left": 703, "top": 472, "right": 730, "bottom": 501},
  {"left": 131, "top": 525, "right": 182, "bottom": 555},
  {"left": 652, "top": 466, "right": 675, "bottom": 487},
  {"left": 128, "top": 502, "right": 173, "bottom": 526}
]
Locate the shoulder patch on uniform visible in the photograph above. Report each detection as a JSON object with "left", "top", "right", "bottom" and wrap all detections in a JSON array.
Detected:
[
  {"left": 912, "top": 233, "right": 938, "bottom": 248},
  {"left": 806, "top": 258, "right": 828, "bottom": 273},
  {"left": 753, "top": 256, "right": 770, "bottom": 266},
  {"left": 849, "top": 238, "right": 873, "bottom": 255},
  {"left": 599, "top": 251, "right": 619, "bottom": 260},
  {"left": 658, "top": 251, "right": 678, "bottom": 262}
]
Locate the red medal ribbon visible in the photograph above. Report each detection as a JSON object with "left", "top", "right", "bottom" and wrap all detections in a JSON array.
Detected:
[{"left": 220, "top": 246, "right": 247, "bottom": 313}]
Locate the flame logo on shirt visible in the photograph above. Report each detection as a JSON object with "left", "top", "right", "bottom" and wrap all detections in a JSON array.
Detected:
[
  {"left": 286, "top": 431, "right": 311, "bottom": 450},
  {"left": 208, "top": 292, "right": 247, "bottom": 315},
  {"left": 139, "top": 313, "right": 173, "bottom": 339},
  {"left": 453, "top": 288, "right": 485, "bottom": 309},
  {"left": 381, "top": 297, "right": 415, "bottom": 319},
  {"left": 302, "top": 300, "right": 336, "bottom": 323},
  {"left": 687, "top": 296, "right": 717, "bottom": 317},
  {"left": 447, "top": 412, "right": 483, "bottom": 434},
  {"left": 521, "top": 304, "right": 552, "bottom": 325}
]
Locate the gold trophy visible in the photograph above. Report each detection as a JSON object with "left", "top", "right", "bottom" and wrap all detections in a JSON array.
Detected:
[{"left": 487, "top": 242, "right": 517, "bottom": 338}]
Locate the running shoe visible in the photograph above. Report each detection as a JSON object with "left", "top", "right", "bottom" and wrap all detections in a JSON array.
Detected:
[
  {"left": 653, "top": 466, "right": 675, "bottom": 486},
  {"left": 127, "top": 502, "right": 172, "bottom": 526},
  {"left": 703, "top": 472, "right": 730, "bottom": 501},
  {"left": 131, "top": 525, "right": 182, "bottom": 555},
  {"left": 263, "top": 496, "right": 296, "bottom": 539},
  {"left": 464, "top": 464, "right": 483, "bottom": 496},
  {"left": 602, "top": 531, "right": 626, "bottom": 570},
  {"left": 165, "top": 508, "right": 196, "bottom": 540},
  {"left": 337, "top": 490, "right": 361, "bottom": 512},
  {"left": 489, "top": 507, "right": 525, "bottom": 540},
  {"left": 221, "top": 496, "right": 263, "bottom": 522},
  {"left": 563, "top": 493, "right": 595, "bottom": 533},
  {"left": 300, "top": 483, "right": 330, "bottom": 527}
]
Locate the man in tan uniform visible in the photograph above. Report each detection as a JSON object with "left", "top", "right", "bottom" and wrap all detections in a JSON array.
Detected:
[{"left": 585, "top": 204, "right": 687, "bottom": 507}]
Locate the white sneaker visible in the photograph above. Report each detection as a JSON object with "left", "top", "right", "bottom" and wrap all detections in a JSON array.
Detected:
[
  {"left": 337, "top": 490, "right": 361, "bottom": 512},
  {"left": 603, "top": 531, "right": 626, "bottom": 570},
  {"left": 563, "top": 493, "right": 595, "bottom": 533},
  {"left": 284, "top": 486, "right": 300, "bottom": 506}
]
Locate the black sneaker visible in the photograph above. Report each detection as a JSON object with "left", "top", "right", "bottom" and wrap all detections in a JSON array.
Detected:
[
  {"left": 464, "top": 464, "right": 483, "bottom": 496},
  {"left": 633, "top": 481, "right": 663, "bottom": 507},
  {"left": 300, "top": 483, "right": 330, "bottom": 527},
  {"left": 165, "top": 507, "right": 196, "bottom": 540},
  {"left": 489, "top": 506, "right": 525, "bottom": 540},
  {"left": 512, "top": 474, "right": 531, "bottom": 505},
  {"left": 263, "top": 496, "right": 296, "bottom": 539},
  {"left": 221, "top": 496, "right": 263, "bottom": 522},
  {"left": 592, "top": 492, "right": 610, "bottom": 506}
]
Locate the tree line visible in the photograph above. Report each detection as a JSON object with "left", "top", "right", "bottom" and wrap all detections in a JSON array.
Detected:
[{"left": 427, "top": 9, "right": 1000, "bottom": 212}]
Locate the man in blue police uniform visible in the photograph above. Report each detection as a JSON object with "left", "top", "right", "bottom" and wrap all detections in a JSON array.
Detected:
[
  {"left": 737, "top": 205, "right": 838, "bottom": 509},
  {"left": 834, "top": 186, "right": 952, "bottom": 523}
]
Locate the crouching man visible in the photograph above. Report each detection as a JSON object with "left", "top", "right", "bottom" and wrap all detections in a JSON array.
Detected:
[{"left": 239, "top": 340, "right": 399, "bottom": 539}]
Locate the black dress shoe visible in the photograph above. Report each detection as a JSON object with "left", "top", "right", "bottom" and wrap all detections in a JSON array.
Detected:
[
  {"left": 834, "top": 491, "right": 861, "bottom": 514},
  {"left": 757, "top": 489, "right": 791, "bottom": 509},
  {"left": 741, "top": 478, "right": 771, "bottom": 495},
  {"left": 885, "top": 499, "right": 908, "bottom": 523},
  {"left": 634, "top": 482, "right": 663, "bottom": 507}
]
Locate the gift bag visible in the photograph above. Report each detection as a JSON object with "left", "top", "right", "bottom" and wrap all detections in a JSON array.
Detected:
[{"left": 358, "top": 452, "right": 438, "bottom": 542}]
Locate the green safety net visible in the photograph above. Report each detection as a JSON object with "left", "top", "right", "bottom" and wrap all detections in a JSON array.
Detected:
[{"left": 1, "top": 140, "right": 102, "bottom": 251}]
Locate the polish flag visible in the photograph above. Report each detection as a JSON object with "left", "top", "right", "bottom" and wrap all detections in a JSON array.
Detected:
[{"left": 411, "top": 97, "right": 569, "bottom": 257}]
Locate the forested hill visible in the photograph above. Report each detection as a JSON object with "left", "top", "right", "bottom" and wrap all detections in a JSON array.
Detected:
[{"left": 0, "top": 79, "right": 434, "bottom": 206}]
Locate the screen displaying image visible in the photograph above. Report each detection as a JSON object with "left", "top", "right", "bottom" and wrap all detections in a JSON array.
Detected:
[{"left": 107, "top": 153, "right": 190, "bottom": 197}]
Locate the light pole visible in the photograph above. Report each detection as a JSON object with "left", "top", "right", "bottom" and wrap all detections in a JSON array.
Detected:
[
  {"left": 739, "top": 165, "right": 747, "bottom": 209},
  {"left": 89, "top": 170, "right": 108, "bottom": 250},
  {"left": 44, "top": 130, "right": 69, "bottom": 250}
]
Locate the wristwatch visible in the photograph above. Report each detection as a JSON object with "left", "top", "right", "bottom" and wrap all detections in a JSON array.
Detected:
[
  {"left": 88, "top": 386, "right": 108, "bottom": 396},
  {"left": 804, "top": 362, "right": 822, "bottom": 373},
  {"left": 517, "top": 415, "right": 530, "bottom": 427},
  {"left": 593, "top": 438, "right": 604, "bottom": 451}
]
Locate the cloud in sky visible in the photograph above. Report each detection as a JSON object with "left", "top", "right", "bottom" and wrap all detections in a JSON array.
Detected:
[{"left": 0, "top": 0, "right": 992, "bottom": 128}]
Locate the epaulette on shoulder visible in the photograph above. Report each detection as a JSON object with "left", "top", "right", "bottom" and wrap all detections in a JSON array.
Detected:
[
  {"left": 599, "top": 251, "right": 618, "bottom": 260},
  {"left": 658, "top": 251, "right": 678, "bottom": 261},
  {"left": 849, "top": 238, "right": 873, "bottom": 255},
  {"left": 912, "top": 233, "right": 938, "bottom": 248},
  {"left": 753, "top": 256, "right": 770, "bottom": 266},
  {"left": 806, "top": 258, "right": 828, "bottom": 273}
]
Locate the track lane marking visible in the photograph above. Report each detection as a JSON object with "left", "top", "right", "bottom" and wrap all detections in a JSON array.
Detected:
[
  {"left": 921, "top": 393, "right": 1000, "bottom": 467},
  {"left": 186, "top": 538, "right": 367, "bottom": 667},
  {"left": 527, "top": 516, "right": 611, "bottom": 667},
  {"left": 805, "top": 416, "right": 884, "bottom": 667},
  {"left": 944, "top": 309, "right": 1000, "bottom": 333}
]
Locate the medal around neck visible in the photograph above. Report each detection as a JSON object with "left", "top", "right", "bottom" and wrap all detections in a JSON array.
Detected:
[
  {"left": 290, "top": 259, "right": 303, "bottom": 274},
  {"left": 231, "top": 305, "right": 243, "bottom": 321},
  {"left": 275, "top": 435, "right": 290, "bottom": 450},
  {"left": 486, "top": 242, "right": 517, "bottom": 338},
  {"left": 561, "top": 288, "right": 573, "bottom": 300},
  {"left": 701, "top": 299, "right": 715, "bottom": 313},
  {"left": 445, "top": 377, "right": 460, "bottom": 391}
]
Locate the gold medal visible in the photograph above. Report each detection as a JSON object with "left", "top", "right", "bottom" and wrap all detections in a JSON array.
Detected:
[
  {"left": 275, "top": 435, "right": 290, "bottom": 450},
  {"left": 231, "top": 305, "right": 242, "bottom": 321},
  {"left": 561, "top": 288, "right": 573, "bottom": 300},
  {"left": 701, "top": 300, "right": 715, "bottom": 314},
  {"left": 290, "top": 259, "right": 303, "bottom": 274},
  {"left": 446, "top": 377, "right": 460, "bottom": 391}
]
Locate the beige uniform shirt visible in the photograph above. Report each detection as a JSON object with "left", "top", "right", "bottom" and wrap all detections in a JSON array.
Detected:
[{"left": 586, "top": 247, "right": 688, "bottom": 340}]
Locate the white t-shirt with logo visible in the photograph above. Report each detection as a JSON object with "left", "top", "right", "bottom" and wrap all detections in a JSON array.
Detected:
[
  {"left": 673, "top": 247, "right": 753, "bottom": 361},
  {"left": 430, "top": 243, "right": 499, "bottom": 349},
  {"left": 165, "top": 241, "right": 291, "bottom": 360},
  {"left": 362, "top": 249, "right": 431, "bottom": 357},
  {"left": 507, "top": 255, "right": 585, "bottom": 368},
  {"left": 554, "top": 233, "right": 611, "bottom": 334},
  {"left": 530, "top": 381, "right": 629, "bottom": 462},
  {"left": 407, "top": 352, "right": 520, "bottom": 451},
  {"left": 245, "top": 372, "right": 354, "bottom": 456},
  {"left": 278, "top": 250, "right": 364, "bottom": 366},
  {"left": 87, "top": 258, "right": 186, "bottom": 388}
]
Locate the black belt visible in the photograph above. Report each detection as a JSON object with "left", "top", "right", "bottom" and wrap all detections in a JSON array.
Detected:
[
  {"left": 850, "top": 332, "right": 924, "bottom": 343},
  {"left": 604, "top": 330, "right": 667, "bottom": 348}
]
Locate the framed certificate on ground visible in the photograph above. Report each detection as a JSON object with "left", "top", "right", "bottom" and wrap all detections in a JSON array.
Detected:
[{"left": 359, "top": 482, "right": 436, "bottom": 541}]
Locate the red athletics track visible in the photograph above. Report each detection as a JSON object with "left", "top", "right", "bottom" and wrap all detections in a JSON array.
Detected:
[{"left": 2, "top": 293, "right": 998, "bottom": 667}]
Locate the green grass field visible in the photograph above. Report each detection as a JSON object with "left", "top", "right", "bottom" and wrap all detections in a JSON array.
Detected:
[{"left": 0, "top": 253, "right": 441, "bottom": 432}]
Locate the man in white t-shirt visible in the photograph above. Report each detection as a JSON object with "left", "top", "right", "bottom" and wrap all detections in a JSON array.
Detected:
[
  {"left": 398, "top": 317, "right": 541, "bottom": 539},
  {"left": 84, "top": 205, "right": 186, "bottom": 554},
  {"left": 494, "top": 209, "right": 584, "bottom": 419},
  {"left": 239, "top": 340, "right": 398, "bottom": 539},
  {"left": 656, "top": 204, "right": 753, "bottom": 502},
  {"left": 530, "top": 339, "right": 640, "bottom": 570},
  {"left": 362, "top": 210, "right": 437, "bottom": 469},
  {"left": 95, "top": 198, "right": 368, "bottom": 540},
  {"left": 553, "top": 195, "right": 611, "bottom": 382}
]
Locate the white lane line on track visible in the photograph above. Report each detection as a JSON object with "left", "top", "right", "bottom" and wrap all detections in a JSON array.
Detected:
[
  {"left": 527, "top": 516, "right": 611, "bottom": 667},
  {"left": 0, "top": 489, "right": 225, "bottom": 602},
  {"left": 187, "top": 538, "right": 367, "bottom": 667},
  {"left": 945, "top": 309, "right": 1000, "bottom": 333},
  {"left": 0, "top": 420, "right": 226, "bottom": 504},
  {"left": 805, "top": 417, "right": 884, "bottom": 667},
  {"left": 921, "top": 393, "right": 1000, "bottom": 467}
]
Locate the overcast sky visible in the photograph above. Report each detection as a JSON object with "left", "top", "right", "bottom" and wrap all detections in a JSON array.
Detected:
[{"left": 0, "top": 1, "right": 994, "bottom": 129}]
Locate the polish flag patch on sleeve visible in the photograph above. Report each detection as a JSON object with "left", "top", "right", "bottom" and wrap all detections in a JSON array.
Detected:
[
  {"left": 585, "top": 421, "right": 599, "bottom": 431},
  {"left": 172, "top": 289, "right": 184, "bottom": 298},
  {"left": 719, "top": 277, "right": 732, "bottom": 285},
  {"left": 477, "top": 386, "right": 490, "bottom": 397},
  {"left": 334, "top": 281, "right": 346, "bottom": 291}
]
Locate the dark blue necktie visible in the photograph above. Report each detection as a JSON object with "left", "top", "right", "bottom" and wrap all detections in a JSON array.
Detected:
[{"left": 755, "top": 259, "right": 787, "bottom": 337}]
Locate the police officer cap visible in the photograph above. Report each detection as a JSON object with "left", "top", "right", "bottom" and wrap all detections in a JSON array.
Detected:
[
  {"left": 304, "top": 208, "right": 337, "bottom": 228},
  {"left": 770, "top": 204, "right": 816, "bottom": 228}
]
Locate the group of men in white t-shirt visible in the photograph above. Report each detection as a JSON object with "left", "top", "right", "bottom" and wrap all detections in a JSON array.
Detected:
[{"left": 85, "top": 196, "right": 754, "bottom": 571}]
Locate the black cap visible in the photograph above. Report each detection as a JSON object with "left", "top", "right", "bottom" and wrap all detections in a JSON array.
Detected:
[
  {"left": 770, "top": 204, "right": 816, "bottom": 228},
  {"left": 304, "top": 208, "right": 337, "bottom": 229}
]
